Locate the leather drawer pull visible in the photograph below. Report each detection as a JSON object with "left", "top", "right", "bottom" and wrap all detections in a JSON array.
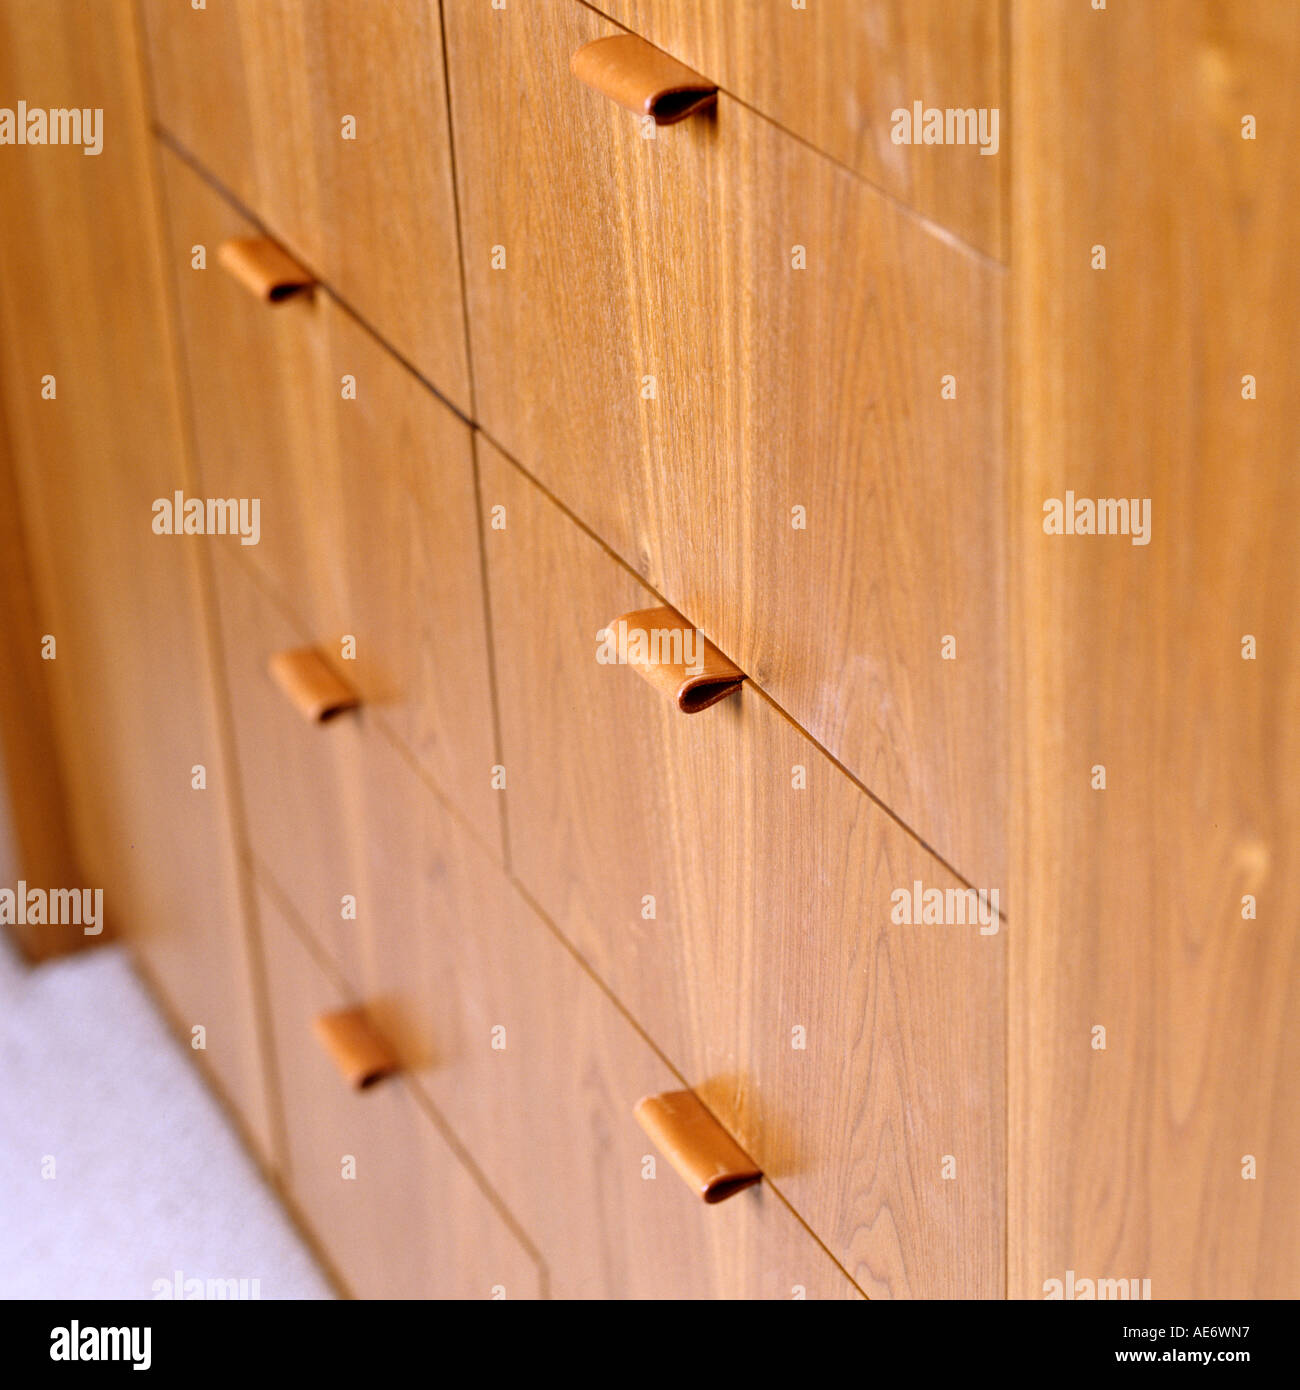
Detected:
[
  {"left": 571, "top": 34, "right": 717, "bottom": 125},
  {"left": 605, "top": 605, "right": 745, "bottom": 713},
  {"left": 217, "top": 237, "right": 314, "bottom": 303},
  {"left": 313, "top": 1009, "right": 398, "bottom": 1090},
  {"left": 634, "top": 1091, "right": 761, "bottom": 1203},
  {"left": 268, "top": 647, "right": 359, "bottom": 723}
]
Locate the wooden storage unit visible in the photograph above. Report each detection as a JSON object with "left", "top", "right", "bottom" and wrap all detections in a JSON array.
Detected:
[
  {"left": 444, "top": 0, "right": 1006, "bottom": 891},
  {"left": 158, "top": 147, "right": 501, "bottom": 853},
  {"left": 3, "top": 0, "right": 1295, "bottom": 1304},
  {"left": 479, "top": 437, "right": 1003, "bottom": 1298},
  {"left": 139, "top": 0, "right": 472, "bottom": 411}
]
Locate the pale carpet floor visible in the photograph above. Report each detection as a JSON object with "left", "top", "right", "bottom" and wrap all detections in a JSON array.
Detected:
[{"left": 0, "top": 937, "right": 331, "bottom": 1299}]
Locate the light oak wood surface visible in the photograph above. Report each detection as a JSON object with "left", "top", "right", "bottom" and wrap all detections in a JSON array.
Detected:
[
  {"left": 4, "top": 0, "right": 1292, "bottom": 1305},
  {"left": 255, "top": 877, "right": 544, "bottom": 1300},
  {"left": 0, "top": 0, "right": 274, "bottom": 1157},
  {"left": 216, "top": 533, "right": 861, "bottom": 1296},
  {"left": 158, "top": 147, "right": 501, "bottom": 853},
  {"left": 1011, "top": 0, "right": 1300, "bottom": 1299},
  {"left": 480, "top": 437, "right": 1004, "bottom": 1298},
  {"left": 0, "top": 393, "right": 80, "bottom": 959},
  {"left": 210, "top": 544, "right": 370, "bottom": 975},
  {"left": 592, "top": 0, "right": 1005, "bottom": 259},
  {"left": 331, "top": 741, "right": 863, "bottom": 1299},
  {"left": 139, "top": 0, "right": 472, "bottom": 412},
  {"left": 211, "top": 541, "right": 503, "bottom": 983},
  {"left": 445, "top": 0, "right": 1006, "bottom": 892}
]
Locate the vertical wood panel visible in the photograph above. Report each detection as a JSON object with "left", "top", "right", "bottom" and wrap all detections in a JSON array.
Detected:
[
  {"left": 0, "top": 0, "right": 273, "bottom": 1158},
  {"left": 1011, "top": 0, "right": 1300, "bottom": 1298},
  {"left": 0, "top": 392, "right": 81, "bottom": 959}
]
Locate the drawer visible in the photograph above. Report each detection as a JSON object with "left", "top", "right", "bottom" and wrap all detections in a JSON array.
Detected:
[
  {"left": 140, "top": 0, "right": 470, "bottom": 409},
  {"left": 161, "top": 146, "right": 500, "bottom": 850},
  {"left": 445, "top": 0, "right": 1006, "bottom": 890},
  {"left": 210, "top": 544, "right": 477, "bottom": 980},
  {"left": 598, "top": 0, "right": 1005, "bottom": 258},
  {"left": 319, "top": 769, "right": 863, "bottom": 1299},
  {"left": 254, "top": 878, "right": 542, "bottom": 1299},
  {"left": 215, "top": 544, "right": 857, "bottom": 1296},
  {"left": 480, "top": 439, "right": 1004, "bottom": 1298}
]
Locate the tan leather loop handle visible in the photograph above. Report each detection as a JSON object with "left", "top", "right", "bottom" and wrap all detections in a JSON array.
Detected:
[
  {"left": 604, "top": 605, "right": 745, "bottom": 712},
  {"left": 634, "top": 1091, "right": 762, "bottom": 1203},
  {"left": 268, "top": 648, "right": 359, "bottom": 723},
  {"left": 313, "top": 1009, "right": 398, "bottom": 1090},
  {"left": 571, "top": 34, "right": 717, "bottom": 125},
  {"left": 217, "top": 236, "right": 315, "bottom": 303}
]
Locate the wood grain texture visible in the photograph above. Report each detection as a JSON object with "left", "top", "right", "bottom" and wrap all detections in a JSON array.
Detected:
[
  {"left": 341, "top": 761, "right": 862, "bottom": 1299},
  {"left": 445, "top": 0, "right": 1006, "bottom": 892},
  {"left": 0, "top": 0, "right": 273, "bottom": 1155},
  {"left": 593, "top": 0, "right": 1005, "bottom": 259},
  {"left": 0, "top": 393, "right": 80, "bottom": 960},
  {"left": 138, "top": 0, "right": 472, "bottom": 411},
  {"left": 1011, "top": 0, "right": 1300, "bottom": 1298},
  {"left": 210, "top": 543, "right": 445, "bottom": 980},
  {"left": 159, "top": 147, "right": 501, "bottom": 853},
  {"left": 254, "top": 878, "right": 544, "bottom": 1300},
  {"left": 480, "top": 437, "right": 1004, "bottom": 1298},
  {"left": 219, "top": 542, "right": 861, "bottom": 1297}
]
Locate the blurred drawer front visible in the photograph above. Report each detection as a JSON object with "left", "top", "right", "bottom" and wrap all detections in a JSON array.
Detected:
[
  {"left": 160, "top": 146, "right": 499, "bottom": 850},
  {"left": 210, "top": 544, "right": 470, "bottom": 983},
  {"left": 479, "top": 438, "right": 1004, "bottom": 1299},
  {"left": 599, "top": 0, "right": 1005, "bottom": 258},
  {"left": 255, "top": 879, "right": 541, "bottom": 1299},
  {"left": 308, "top": 753, "right": 862, "bottom": 1300},
  {"left": 140, "top": 0, "right": 470, "bottom": 409},
  {"left": 445, "top": 0, "right": 1005, "bottom": 889}
]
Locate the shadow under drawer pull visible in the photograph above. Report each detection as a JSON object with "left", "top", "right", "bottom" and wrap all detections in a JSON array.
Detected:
[
  {"left": 604, "top": 605, "right": 745, "bottom": 713},
  {"left": 634, "top": 1090, "right": 762, "bottom": 1203},
  {"left": 217, "top": 236, "right": 315, "bottom": 303},
  {"left": 267, "top": 647, "right": 359, "bottom": 723},
  {"left": 312, "top": 1009, "right": 398, "bottom": 1090},
  {"left": 570, "top": 34, "right": 717, "bottom": 126}
]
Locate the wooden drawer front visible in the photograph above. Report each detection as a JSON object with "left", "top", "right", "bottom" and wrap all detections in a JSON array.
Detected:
[
  {"left": 445, "top": 0, "right": 1005, "bottom": 890},
  {"left": 325, "top": 773, "right": 862, "bottom": 1299},
  {"left": 211, "top": 545, "right": 465, "bottom": 985},
  {"left": 481, "top": 440, "right": 1004, "bottom": 1298},
  {"left": 216, "top": 542, "right": 856, "bottom": 1296},
  {"left": 599, "top": 0, "right": 1004, "bottom": 259},
  {"left": 140, "top": 0, "right": 470, "bottom": 410},
  {"left": 255, "top": 880, "right": 542, "bottom": 1299},
  {"left": 160, "top": 147, "right": 500, "bottom": 851}
]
